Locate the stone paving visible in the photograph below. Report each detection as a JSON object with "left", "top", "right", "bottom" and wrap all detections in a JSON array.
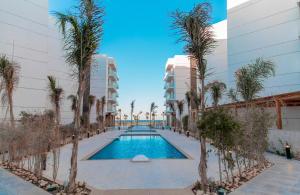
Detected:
[
  {"left": 43, "top": 128, "right": 220, "bottom": 190},
  {"left": 231, "top": 153, "right": 300, "bottom": 195},
  {"left": 0, "top": 168, "right": 50, "bottom": 195}
]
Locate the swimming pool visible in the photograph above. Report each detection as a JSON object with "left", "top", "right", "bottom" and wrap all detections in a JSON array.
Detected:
[{"left": 88, "top": 134, "right": 187, "bottom": 160}]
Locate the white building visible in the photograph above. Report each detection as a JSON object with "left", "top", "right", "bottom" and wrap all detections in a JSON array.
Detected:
[
  {"left": 227, "top": 0, "right": 300, "bottom": 96},
  {"left": 164, "top": 20, "right": 228, "bottom": 127},
  {"left": 227, "top": 0, "right": 300, "bottom": 156},
  {"left": 164, "top": 55, "right": 190, "bottom": 127},
  {"left": 90, "top": 55, "right": 119, "bottom": 126},
  {"left": 0, "top": 0, "right": 118, "bottom": 125}
]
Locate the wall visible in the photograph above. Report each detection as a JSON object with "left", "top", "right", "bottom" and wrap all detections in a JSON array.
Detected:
[
  {"left": 0, "top": 0, "right": 80, "bottom": 124},
  {"left": 205, "top": 38, "right": 228, "bottom": 106},
  {"left": 228, "top": 0, "right": 300, "bottom": 96},
  {"left": 0, "top": 0, "right": 49, "bottom": 121}
]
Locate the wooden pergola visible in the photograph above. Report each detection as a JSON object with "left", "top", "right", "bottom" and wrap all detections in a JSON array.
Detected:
[{"left": 213, "top": 91, "right": 300, "bottom": 130}]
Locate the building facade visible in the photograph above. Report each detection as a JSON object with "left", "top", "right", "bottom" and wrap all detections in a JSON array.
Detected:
[
  {"left": 0, "top": 0, "right": 118, "bottom": 125},
  {"left": 227, "top": 0, "right": 300, "bottom": 156},
  {"left": 164, "top": 55, "right": 191, "bottom": 127},
  {"left": 90, "top": 55, "right": 119, "bottom": 127}
]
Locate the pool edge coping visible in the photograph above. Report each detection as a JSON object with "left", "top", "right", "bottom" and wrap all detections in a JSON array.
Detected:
[{"left": 80, "top": 130, "right": 193, "bottom": 161}]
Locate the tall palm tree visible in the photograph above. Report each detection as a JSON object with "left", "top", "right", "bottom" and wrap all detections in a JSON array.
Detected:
[
  {"left": 172, "top": 3, "right": 216, "bottom": 191},
  {"left": 118, "top": 109, "right": 122, "bottom": 127},
  {"left": 185, "top": 91, "right": 191, "bottom": 131},
  {"left": 54, "top": 0, "right": 104, "bottom": 192},
  {"left": 87, "top": 95, "right": 95, "bottom": 132},
  {"left": 235, "top": 58, "right": 275, "bottom": 102},
  {"left": 207, "top": 81, "right": 226, "bottom": 108},
  {"left": 68, "top": 95, "right": 77, "bottom": 122},
  {"left": 95, "top": 99, "right": 101, "bottom": 129},
  {"left": 150, "top": 102, "right": 158, "bottom": 127},
  {"left": 130, "top": 100, "right": 135, "bottom": 126},
  {"left": 0, "top": 55, "right": 19, "bottom": 129},
  {"left": 47, "top": 75, "right": 63, "bottom": 182},
  {"left": 100, "top": 96, "right": 106, "bottom": 130},
  {"left": 176, "top": 100, "right": 184, "bottom": 132},
  {"left": 167, "top": 102, "right": 176, "bottom": 129},
  {"left": 123, "top": 114, "right": 128, "bottom": 126}
]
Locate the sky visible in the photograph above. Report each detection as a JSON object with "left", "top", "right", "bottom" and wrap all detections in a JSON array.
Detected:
[{"left": 49, "top": 0, "right": 227, "bottom": 119}]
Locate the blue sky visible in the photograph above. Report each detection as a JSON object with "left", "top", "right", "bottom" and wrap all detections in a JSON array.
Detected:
[{"left": 49, "top": 0, "right": 227, "bottom": 118}]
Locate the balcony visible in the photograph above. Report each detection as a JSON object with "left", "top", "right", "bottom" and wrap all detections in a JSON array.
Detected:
[
  {"left": 107, "top": 106, "right": 116, "bottom": 113},
  {"left": 164, "top": 82, "right": 175, "bottom": 91},
  {"left": 165, "top": 93, "right": 176, "bottom": 102},
  {"left": 164, "top": 71, "right": 174, "bottom": 81},
  {"left": 107, "top": 93, "right": 118, "bottom": 102},
  {"left": 108, "top": 69, "right": 118, "bottom": 80},
  {"left": 108, "top": 82, "right": 119, "bottom": 91}
]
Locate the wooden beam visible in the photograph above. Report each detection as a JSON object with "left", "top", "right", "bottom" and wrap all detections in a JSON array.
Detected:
[{"left": 275, "top": 99, "right": 283, "bottom": 129}]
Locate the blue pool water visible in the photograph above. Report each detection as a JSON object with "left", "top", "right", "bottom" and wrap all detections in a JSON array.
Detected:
[{"left": 88, "top": 135, "right": 187, "bottom": 159}]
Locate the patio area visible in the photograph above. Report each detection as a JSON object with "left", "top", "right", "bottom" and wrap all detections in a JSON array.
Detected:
[{"left": 43, "top": 128, "right": 220, "bottom": 191}]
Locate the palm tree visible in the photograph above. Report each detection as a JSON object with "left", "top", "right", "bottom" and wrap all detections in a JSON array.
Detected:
[
  {"left": 54, "top": 0, "right": 104, "bottom": 191},
  {"left": 207, "top": 81, "right": 226, "bottom": 108},
  {"left": 100, "top": 96, "right": 106, "bottom": 130},
  {"left": 150, "top": 102, "right": 158, "bottom": 127},
  {"left": 0, "top": 55, "right": 19, "bottom": 129},
  {"left": 235, "top": 58, "right": 275, "bottom": 102},
  {"left": 118, "top": 109, "right": 122, "bottom": 127},
  {"left": 130, "top": 100, "right": 135, "bottom": 126},
  {"left": 123, "top": 114, "right": 128, "bottom": 126},
  {"left": 95, "top": 99, "right": 101, "bottom": 129},
  {"left": 67, "top": 95, "right": 78, "bottom": 122},
  {"left": 167, "top": 102, "right": 176, "bottom": 129},
  {"left": 162, "top": 112, "right": 165, "bottom": 128},
  {"left": 176, "top": 100, "right": 184, "bottom": 132},
  {"left": 47, "top": 75, "right": 63, "bottom": 182},
  {"left": 185, "top": 91, "right": 191, "bottom": 131},
  {"left": 172, "top": 3, "right": 216, "bottom": 191},
  {"left": 87, "top": 95, "right": 95, "bottom": 132}
]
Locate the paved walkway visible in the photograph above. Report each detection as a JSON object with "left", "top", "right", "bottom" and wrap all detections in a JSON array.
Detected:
[
  {"left": 0, "top": 168, "right": 50, "bottom": 195},
  {"left": 231, "top": 153, "right": 300, "bottom": 195}
]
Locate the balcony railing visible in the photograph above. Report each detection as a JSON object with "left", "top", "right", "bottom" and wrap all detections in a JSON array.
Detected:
[
  {"left": 164, "top": 82, "right": 175, "bottom": 89},
  {"left": 108, "top": 82, "right": 119, "bottom": 89},
  {"left": 108, "top": 70, "right": 118, "bottom": 80},
  {"left": 164, "top": 71, "right": 174, "bottom": 80},
  {"left": 107, "top": 106, "right": 116, "bottom": 113},
  {"left": 107, "top": 93, "right": 118, "bottom": 102},
  {"left": 165, "top": 94, "right": 176, "bottom": 101}
]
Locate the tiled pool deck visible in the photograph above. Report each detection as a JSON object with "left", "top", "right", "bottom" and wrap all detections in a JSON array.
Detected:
[
  {"left": 43, "top": 128, "right": 220, "bottom": 191},
  {"left": 2, "top": 128, "right": 300, "bottom": 194}
]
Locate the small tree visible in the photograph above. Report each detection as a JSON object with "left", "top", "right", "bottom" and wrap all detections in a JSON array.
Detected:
[
  {"left": 99, "top": 96, "right": 106, "bottom": 130},
  {"left": 87, "top": 95, "right": 95, "bottom": 132},
  {"left": 130, "top": 100, "right": 135, "bottom": 126},
  {"left": 198, "top": 108, "right": 240, "bottom": 184},
  {"left": 47, "top": 75, "right": 63, "bottom": 181},
  {"left": 96, "top": 99, "right": 101, "bottom": 129},
  {"left": 150, "top": 102, "right": 158, "bottom": 127},
  {"left": 0, "top": 55, "right": 20, "bottom": 129},
  {"left": 176, "top": 100, "right": 184, "bottom": 132}
]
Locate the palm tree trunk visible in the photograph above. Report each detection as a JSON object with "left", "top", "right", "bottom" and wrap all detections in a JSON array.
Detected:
[
  {"left": 67, "top": 77, "right": 84, "bottom": 193},
  {"left": 199, "top": 76, "right": 208, "bottom": 191},
  {"left": 82, "top": 60, "right": 92, "bottom": 130},
  {"left": 8, "top": 92, "right": 15, "bottom": 129},
  {"left": 218, "top": 149, "right": 222, "bottom": 184}
]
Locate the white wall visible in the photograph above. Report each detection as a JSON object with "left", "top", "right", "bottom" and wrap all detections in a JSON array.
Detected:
[
  {"left": 0, "top": 0, "right": 49, "bottom": 121},
  {"left": 228, "top": 0, "right": 300, "bottom": 96},
  {"left": 0, "top": 0, "right": 80, "bottom": 124},
  {"left": 205, "top": 38, "right": 228, "bottom": 106}
]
